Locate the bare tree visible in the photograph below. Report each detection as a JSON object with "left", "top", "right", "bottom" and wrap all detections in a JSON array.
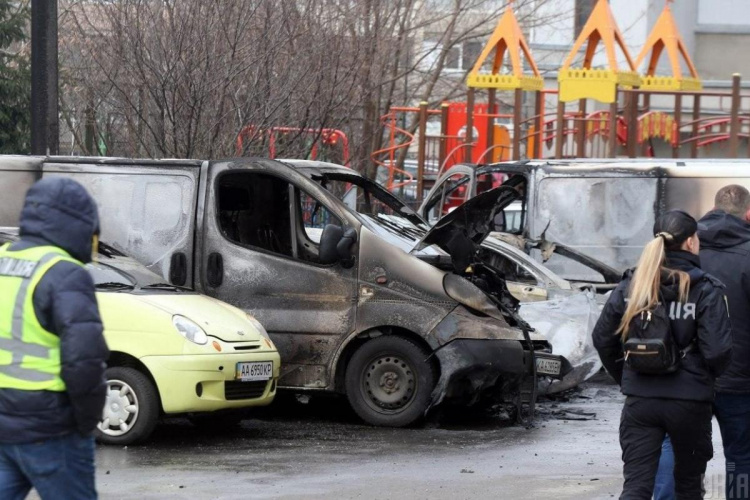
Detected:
[{"left": 57, "top": 0, "right": 565, "bottom": 178}]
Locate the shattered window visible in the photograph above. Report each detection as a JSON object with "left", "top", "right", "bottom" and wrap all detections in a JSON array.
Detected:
[
  {"left": 217, "top": 172, "right": 294, "bottom": 258},
  {"left": 424, "top": 173, "right": 471, "bottom": 224},
  {"left": 299, "top": 190, "right": 341, "bottom": 238},
  {"left": 311, "top": 173, "right": 425, "bottom": 228}
]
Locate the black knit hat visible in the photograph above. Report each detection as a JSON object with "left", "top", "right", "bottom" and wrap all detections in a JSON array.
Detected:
[{"left": 653, "top": 210, "right": 704, "bottom": 248}]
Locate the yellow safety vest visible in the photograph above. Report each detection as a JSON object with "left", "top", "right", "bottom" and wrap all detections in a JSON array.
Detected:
[{"left": 0, "top": 243, "right": 83, "bottom": 391}]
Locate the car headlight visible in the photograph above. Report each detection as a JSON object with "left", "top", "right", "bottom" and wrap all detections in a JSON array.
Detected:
[
  {"left": 245, "top": 314, "right": 269, "bottom": 339},
  {"left": 172, "top": 315, "right": 208, "bottom": 345}
]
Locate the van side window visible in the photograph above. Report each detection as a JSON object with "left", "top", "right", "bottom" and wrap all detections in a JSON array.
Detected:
[
  {"left": 217, "top": 172, "right": 342, "bottom": 264},
  {"left": 217, "top": 172, "right": 294, "bottom": 257}
]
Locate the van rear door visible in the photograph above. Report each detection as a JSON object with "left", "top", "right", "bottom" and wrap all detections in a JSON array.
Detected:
[{"left": 40, "top": 159, "right": 201, "bottom": 286}]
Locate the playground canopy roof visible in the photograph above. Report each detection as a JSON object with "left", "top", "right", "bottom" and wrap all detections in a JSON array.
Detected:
[
  {"left": 557, "top": 0, "right": 641, "bottom": 103},
  {"left": 466, "top": 0, "right": 543, "bottom": 91},
  {"left": 635, "top": 1, "right": 702, "bottom": 91}
]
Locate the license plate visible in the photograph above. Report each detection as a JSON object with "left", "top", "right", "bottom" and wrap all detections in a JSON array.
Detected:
[
  {"left": 535, "top": 357, "right": 562, "bottom": 376},
  {"left": 235, "top": 361, "right": 273, "bottom": 381}
]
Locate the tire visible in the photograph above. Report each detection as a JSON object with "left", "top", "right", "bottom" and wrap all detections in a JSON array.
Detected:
[
  {"left": 345, "top": 335, "right": 437, "bottom": 427},
  {"left": 188, "top": 411, "right": 244, "bottom": 430},
  {"left": 95, "top": 367, "right": 160, "bottom": 445}
]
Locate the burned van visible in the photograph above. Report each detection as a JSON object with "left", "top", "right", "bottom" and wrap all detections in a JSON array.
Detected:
[
  {"left": 419, "top": 159, "right": 750, "bottom": 280},
  {"left": 0, "top": 155, "right": 567, "bottom": 427}
]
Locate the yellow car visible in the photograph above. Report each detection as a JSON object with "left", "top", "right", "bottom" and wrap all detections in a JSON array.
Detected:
[{"left": 0, "top": 229, "right": 280, "bottom": 445}]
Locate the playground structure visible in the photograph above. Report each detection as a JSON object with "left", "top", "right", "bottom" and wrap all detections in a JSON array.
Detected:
[{"left": 373, "top": 0, "right": 750, "bottom": 202}]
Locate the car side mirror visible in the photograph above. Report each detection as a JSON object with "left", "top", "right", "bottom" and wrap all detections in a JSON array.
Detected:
[
  {"left": 319, "top": 224, "right": 358, "bottom": 267},
  {"left": 336, "top": 228, "right": 358, "bottom": 268},
  {"left": 319, "top": 224, "right": 344, "bottom": 265}
]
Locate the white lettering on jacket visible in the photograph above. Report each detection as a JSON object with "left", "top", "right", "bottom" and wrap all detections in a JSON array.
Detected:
[
  {"left": 0, "top": 258, "right": 37, "bottom": 279},
  {"left": 669, "top": 301, "right": 697, "bottom": 320}
]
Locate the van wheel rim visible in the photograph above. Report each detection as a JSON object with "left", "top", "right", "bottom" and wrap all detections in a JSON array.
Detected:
[
  {"left": 98, "top": 379, "right": 139, "bottom": 437},
  {"left": 362, "top": 355, "right": 416, "bottom": 413}
]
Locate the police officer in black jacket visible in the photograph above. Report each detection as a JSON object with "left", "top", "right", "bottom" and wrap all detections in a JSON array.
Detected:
[
  {"left": 593, "top": 210, "right": 732, "bottom": 500},
  {"left": 700, "top": 185, "right": 750, "bottom": 499},
  {"left": 0, "top": 178, "right": 108, "bottom": 499}
]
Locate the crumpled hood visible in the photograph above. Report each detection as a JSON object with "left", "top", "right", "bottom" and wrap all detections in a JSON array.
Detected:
[
  {"left": 698, "top": 210, "right": 750, "bottom": 250},
  {"left": 19, "top": 177, "right": 99, "bottom": 263},
  {"left": 413, "top": 176, "right": 523, "bottom": 271}
]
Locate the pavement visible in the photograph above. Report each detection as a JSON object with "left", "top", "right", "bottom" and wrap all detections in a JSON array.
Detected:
[{"left": 86, "top": 376, "right": 727, "bottom": 500}]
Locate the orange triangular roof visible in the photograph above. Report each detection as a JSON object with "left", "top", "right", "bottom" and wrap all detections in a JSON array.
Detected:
[
  {"left": 635, "top": 1, "right": 699, "bottom": 80},
  {"left": 561, "top": 0, "right": 636, "bottom": 71},
  {"left": 466, "top": 1, "right": 542, "bottom": 90}
]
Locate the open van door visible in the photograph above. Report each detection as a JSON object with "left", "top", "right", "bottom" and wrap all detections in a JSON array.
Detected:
[{"left": 199, "top": 159, "right": 360, "bottom": 390}]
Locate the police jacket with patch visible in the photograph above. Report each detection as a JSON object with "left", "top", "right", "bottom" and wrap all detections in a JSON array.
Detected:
[
  {"left": 0, "top": 178, "right": 109, "bottom": 444},
  {"left": 593, "top": 251, "right": 732, "bottom": 402},
  {"left": 700, "top": 210, "right": 750, "bottom": 394}
]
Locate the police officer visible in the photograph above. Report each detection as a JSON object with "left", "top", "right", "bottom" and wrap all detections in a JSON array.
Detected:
[
  {"left": 0, "top": 178, "right": 109, "bottom": 499},
  {"left": 593, "top": 210, "right": 732, "bottom": 499}
]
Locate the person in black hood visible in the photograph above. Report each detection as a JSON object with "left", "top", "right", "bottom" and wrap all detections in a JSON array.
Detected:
[
  {"left": 699, "top": 184, "right": 750, "bottom": 499},
  {"left": 0, "top": 178, "right": 109, "bottom": 500},
  {"left": 593, "top": 210, "right": 732, "bottom": 500}
]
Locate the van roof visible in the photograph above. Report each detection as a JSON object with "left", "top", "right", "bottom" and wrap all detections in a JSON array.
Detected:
[
  {"left": 473, "top": 159, "right": 750, "bottom": 178},
  {"left": 45, "top": 156, "right": 203, "bottom": 167}
]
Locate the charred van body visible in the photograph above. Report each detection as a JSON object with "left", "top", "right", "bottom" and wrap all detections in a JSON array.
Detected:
[{"left": 0, "top": 155, "right": 568, "bottom": 427}]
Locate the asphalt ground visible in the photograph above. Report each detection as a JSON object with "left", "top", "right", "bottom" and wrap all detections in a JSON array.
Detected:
[{"left": 38, "top": 375, "right": 731, "bottom": 499}]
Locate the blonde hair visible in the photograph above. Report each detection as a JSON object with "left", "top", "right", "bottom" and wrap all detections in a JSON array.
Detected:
[{"left": 617, "top": 234, "right": 691, "bottom": 339}]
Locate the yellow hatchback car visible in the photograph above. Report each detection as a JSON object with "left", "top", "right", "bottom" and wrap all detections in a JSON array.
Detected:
[{"left": 0, "top": 229, "right": 280, "bottom": 445}]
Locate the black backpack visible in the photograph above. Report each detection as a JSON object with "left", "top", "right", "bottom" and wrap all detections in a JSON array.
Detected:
[{"left": 623, "top": 302, "right": 693, "bottom": 375}]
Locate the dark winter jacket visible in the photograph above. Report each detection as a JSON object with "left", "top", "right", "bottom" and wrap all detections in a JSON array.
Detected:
[
  {"left": 593, "top": 251, "right": 732, "bottom": 402},
  {"left": 700, "top": 210, "right": 750, "bottom": 394},
  {"left": 0, "top": 177, "right": 109, "bottom": 444}
]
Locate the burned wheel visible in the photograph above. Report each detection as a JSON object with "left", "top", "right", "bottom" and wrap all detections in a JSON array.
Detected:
[
  {"left": 345, "top": 336, "right": 436, "bottom": 427},
  {"left": 95, "top": 367, "right": 159, "bottom": 445}
]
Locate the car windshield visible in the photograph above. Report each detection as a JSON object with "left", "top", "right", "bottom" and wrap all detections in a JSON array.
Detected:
[
  {"left": 308, "top": 172, "right": 442, "bottom": 254},
  {"left": 87, "top": 261, "right": 137, "bottom": 288}
]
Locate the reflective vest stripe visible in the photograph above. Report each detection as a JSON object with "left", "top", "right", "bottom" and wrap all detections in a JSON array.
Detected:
[
  {"left": 0, "top": 244, "right": 81, "bottom": 390},
  {"left": 0, "top": 252, "right": 65, "bottom": 383}
]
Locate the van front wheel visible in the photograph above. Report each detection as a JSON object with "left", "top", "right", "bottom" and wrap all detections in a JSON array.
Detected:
[{"left": 345, "top": 336, "right": 436, "bottom": 427}]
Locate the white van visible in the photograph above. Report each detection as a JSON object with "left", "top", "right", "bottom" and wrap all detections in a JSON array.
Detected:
[{"left": 419, "top": 160, "right": 750, "bottom": 281}]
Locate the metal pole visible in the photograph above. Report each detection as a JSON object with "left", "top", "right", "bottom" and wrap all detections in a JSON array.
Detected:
[
  {"left": 576, "top": 99, "right": 587, "bottom": 158},
  {"left": 729, "top": 74, "right": 741, "bottom": 158},
  {"left": 608, "top": 100, "right": 618, "bottom": 158},
  {"left": 533, "top": 91, "right": 543, "bottom": 159},
  {"left": 439, "top": 103, "right": 449, "bottom": 167},
  {"left": 691, "top": 94, "right": 700, "bottom": 159},
  {"left": 626, "top": 91, "right": 639, "bottom": 158},
  {"left": 417, "top": 101, "right": 428, "bottom": 203},
  {"left": 672, "top": 93, "right": 682, "bottom": 158},
  {"left": 513, "top": 88, "right": 522, "bottom": 160},
  {"left": 485, "top": 88, "right": 496, "bottom": 163},
  {"left": 31, "top": 0, "right": 59, "bottom": 155},
  {"left": 466, "top": 88, "right": 475, "bottom": 162},
  {"left": 640, "top": 93, "right": 651, "bottom": 156},
  {"left": 555, "top": 100, "right": 565, "bottom": 159}
]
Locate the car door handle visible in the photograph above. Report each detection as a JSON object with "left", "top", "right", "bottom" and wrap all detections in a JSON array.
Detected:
[{"left": 207, "top": 252, "right": 224, "bottom": 287}]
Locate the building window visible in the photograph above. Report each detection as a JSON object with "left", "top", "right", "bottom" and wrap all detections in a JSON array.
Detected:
[
  {"left": 575, "top": 0, "right": 596, "bottom": 38},
  {"left": 421, "top": 36, "right": 485, "bottom": 73}
]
